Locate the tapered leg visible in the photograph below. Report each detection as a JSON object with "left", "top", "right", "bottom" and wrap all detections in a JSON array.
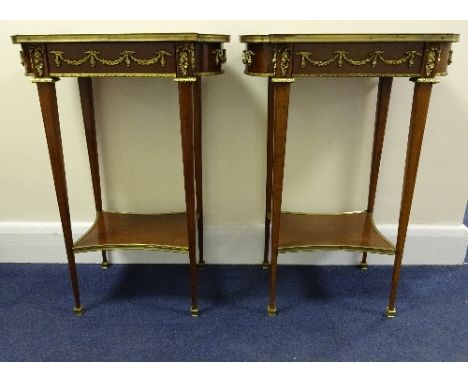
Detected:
[
  {"left": 361, "top": 77, "right": 394, "bottom": 270},
  {"left": 193, "top": 77, "right": 204, "bottom": 267},
  {"left": 268, "top": 80, "right": 292, "bottom": 316},
  {"left": 178, "top": 80, "right": 199, "bottom": 316},
  {"left": 263, "top": 79, "right": 275, "bottom": 269},
  {"left": 78, "top": 77, "right": 108, "bottom": 269},
  {"left": 36, "top": 81, "right": 83, "bottom": 315},
  {"left": 387, "top": 81, "right": 434, "bottom": 318}
]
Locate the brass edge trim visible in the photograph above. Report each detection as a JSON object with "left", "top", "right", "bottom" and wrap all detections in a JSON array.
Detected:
[
  {"left": 281, "top": 210, "right": 366, "bottom": 216},
  {"left": 293, "top": 73, "right": 421, "bottom": 78},
  {"left": 243, "top": 72, "right": 448, "bottom": 78},
  {"left": 31, "top": 77, "right": 59, "bottom": 83},
  {"left": 197, "top": 70, "right": 224, "bottom": 76},
  {"left": 73, "top": 244, "right": 189, "bottom": 254},
  {"left": 174, "top": 77, "right": 197, "bottom": 82},
  {"left": 103, "top": 210, "right": 186, "bottom": 216},
  {"left": 12, "top": 33, "right": 230, "bottom": 44},
  {"left": 49, "top": 72, "right": 176, "bottom": 78},
  {"left": 244, "top": 70, "right": 275, "bottom": 77},
  {"left": 411, "top": 77, "right": 440, "bottom": 83},
  {"left": 278, "top": 211, "right": 396, "bottom": 254},
  {"left": 369, "top": 213, "right": 396, "bottom": 251},
  {"left": 48, "top": 71, "right": 227, "bottom": 78},
  {"left": 293, "top": 72, "right": 448, "bottom": 78},
  {"left": 271, "top": 78, "right": 295, "bottom": 83},
  {"left": 278, "top": 245, "right": 395, "bottom": 255},
  {"left": 240, "top": 34, "right": 459, "bottom": 43},
  {"left": 72, "top": 211, "right": 189, "bottom": 253}
]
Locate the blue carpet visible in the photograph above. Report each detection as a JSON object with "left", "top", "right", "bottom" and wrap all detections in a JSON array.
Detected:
[{"left": 0, "top": 264, "right": 467, "bottom": 361}]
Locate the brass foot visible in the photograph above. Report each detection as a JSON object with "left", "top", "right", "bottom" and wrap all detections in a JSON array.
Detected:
[
  {"left": 190, "top": 306, "right": 200, "bottom": 317},
  {"left": 386, "top": 306, "right": 396, "bottom": 318},
  {"left": 262, "top": 261, "right": 270, "bottom": 270},
  {"left": 267, "top": 305, "right": 277, "bottom": 316},
  {"left": 197, "top": 260, "right": 205, "bottom": 270},
  {"left": 73, "top": 305, "right": 84, "bottom": 316},
  {"left": 101, "top": 260, "right": 110, "bottom": 269},
  {"left": 359, "top": 261, "right": 368, "bottom": 271}
]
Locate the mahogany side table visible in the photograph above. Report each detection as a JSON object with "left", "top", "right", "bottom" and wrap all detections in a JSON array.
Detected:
[
  {"left": 240, "top": 33, "right": 459, "bottom": 317},
  {"left": 12, "top": 33, "right": 229, "bottom": 316}
]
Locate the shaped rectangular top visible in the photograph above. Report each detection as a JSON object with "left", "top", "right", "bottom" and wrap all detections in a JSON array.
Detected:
[
  {"left": 11, "top": 33, "right": 230, "bottom": 44},
  {"left": 240, "top": 33, "right": 459, "bottom": 43}
]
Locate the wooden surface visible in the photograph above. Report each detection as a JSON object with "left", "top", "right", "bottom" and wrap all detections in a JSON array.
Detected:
[
  {"left": 242, "top": 34, "right": 458, "bottom": 316},
  {"left": 278, "top": 212, "right": 395, "bottom": 254},
  {"left": 269, "top": 80, "right": 292, "bottom": 313},
  {"left": 178, "top": 79, "right": 199, "bottom": 312},
  {"left": 36, "top": 81, "right": 82, "bottom": 311},
  {"left": 240, "top": 34, "right": 459, "bottom": 43},
  {"left": 12, "top": 33, "right": 230, "bottom": 43},
  {"left": 13, "top": 34, "right": 229, "bottom": 79},
  {"left": 73, "top": 212, "right": 189, "bottom": 252},
  {"left": 13, "top": 33, "right": 228, "bottom": 314},
  {"left": 388, "top": 81, "right": 434, "bottom": 313},
  {"left": 362, "top": 77, "right": 394, "bottom": 265},
  {"left": 240, "top": 35, "right": 456, "bottom": 78}
]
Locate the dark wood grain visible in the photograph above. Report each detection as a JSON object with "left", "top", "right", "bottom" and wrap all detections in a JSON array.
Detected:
[
  {"left": 269, "top": 81, "right": 291, "bottom": 315},
  {"left": 73, "top": 212, "right": 188, "bottom": 251},
  {"left": 279, "top": 212, "right": 394, "bottom": 253},
  {"left": 387, "top": 81, "right": 434, "bottom": 315},
  {"left": 194, "top": 77, "right": 204, "bottom": 266},
  {"left": 178, "top": 80, "right": 199, "bottom": 315},
  {"left": 78, "top": 77, "right": 108, "bottom": 267},
  {"left": 36, "top": 81, "right": 82, "bottom": 314},
  {"left": 14, "top": 34, "right": 228, "bottom": 316},
  {"left": 361, "top": 77, "right": 393, "bottom": 267},
  {"left": 241, "top": 40, "right": 455, "bottom": 78},
  {"left": 240, "top": 34, "right": 456, "bottom": 317},
  {"left": 263, "top": 78, "right": 274, "bottom": 268}
]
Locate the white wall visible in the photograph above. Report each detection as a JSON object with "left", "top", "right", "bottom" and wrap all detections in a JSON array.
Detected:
[{"left": 0, "top": 20, "right": 467, "bottom": 264}]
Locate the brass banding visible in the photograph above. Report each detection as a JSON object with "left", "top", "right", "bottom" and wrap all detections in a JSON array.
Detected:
[
  {"left": 240, "top": 34, "right": 459, "bottom": 43},
  {"left": 12, "top": 33, "right": 230, "bottom": 43}
]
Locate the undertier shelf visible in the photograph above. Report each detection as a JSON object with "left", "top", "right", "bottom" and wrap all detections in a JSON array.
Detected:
[
  {"left": 73, "top": 211, "right": 188, "bottom": 253},
  {"left": 278, "top": 211, "right": 395, "bottom": 254}
]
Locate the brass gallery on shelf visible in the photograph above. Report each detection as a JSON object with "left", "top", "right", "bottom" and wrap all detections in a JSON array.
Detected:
[{"left": 11, "top": 32, "right": 459, "bottom": 319}]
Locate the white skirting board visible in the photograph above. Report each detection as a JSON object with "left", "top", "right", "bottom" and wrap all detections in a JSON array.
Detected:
[{"left": 0, "top": 222, "right": 467, "bottom": 265}]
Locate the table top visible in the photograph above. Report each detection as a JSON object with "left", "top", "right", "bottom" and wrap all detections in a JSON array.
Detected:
[
  {"left": 12, "top": 33, "right": 230, "bottom": 44},
  {"left": 240, "top": 33, "right": 459, "bottom": 43}
]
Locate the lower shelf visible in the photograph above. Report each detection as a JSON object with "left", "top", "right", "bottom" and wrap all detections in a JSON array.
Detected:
[
  {"left": 278, "top": 211, "right": 395, "bottom": 254},
  {"left": 73, "top": 211, "right": 188, "bottom": 253}
]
